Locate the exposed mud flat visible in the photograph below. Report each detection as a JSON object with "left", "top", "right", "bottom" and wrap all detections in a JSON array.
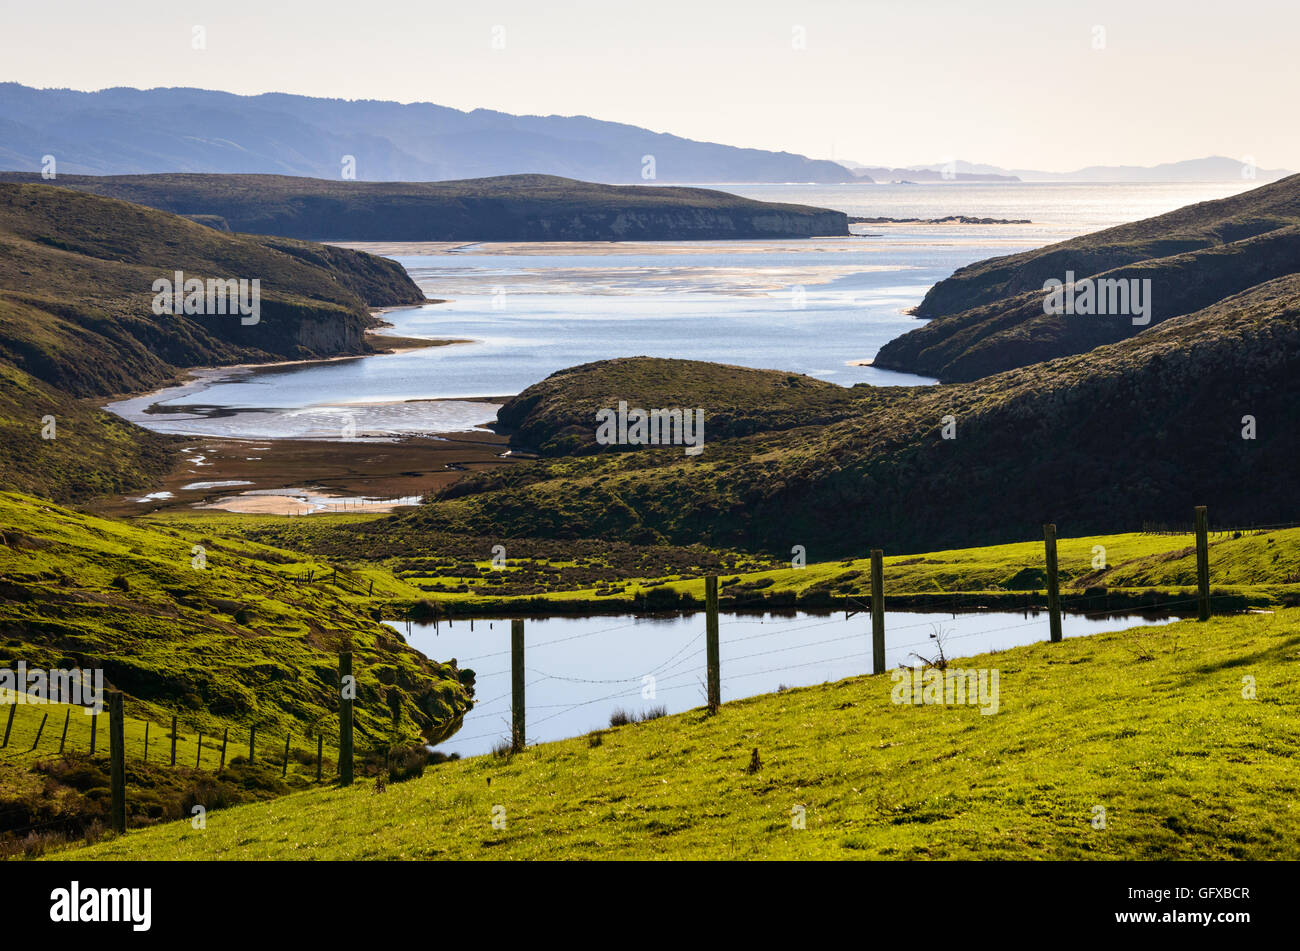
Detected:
[{"left": 94, "top": 431, "right": 521, "bottom": 518}]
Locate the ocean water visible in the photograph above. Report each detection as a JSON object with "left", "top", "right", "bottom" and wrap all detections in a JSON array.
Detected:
[
  {"left": 711, "top": 180, "right": 1257, "bottom": 238},
  {"left": 108, "top": 181, "right": 1256, "bottom": 439}
]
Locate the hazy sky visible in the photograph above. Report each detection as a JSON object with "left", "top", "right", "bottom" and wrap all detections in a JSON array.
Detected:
[{"left": 4, "top": 0, "right": 1298, "bottom": 170}]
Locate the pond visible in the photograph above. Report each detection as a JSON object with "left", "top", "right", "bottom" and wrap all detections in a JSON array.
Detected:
[{"left": 391, "top": 606, "right": 1183, "bottom": 758}]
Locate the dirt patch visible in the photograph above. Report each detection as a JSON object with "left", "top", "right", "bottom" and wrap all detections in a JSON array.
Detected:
[{"left": 91, "top": 432, "right": 521, "bottom": 518}]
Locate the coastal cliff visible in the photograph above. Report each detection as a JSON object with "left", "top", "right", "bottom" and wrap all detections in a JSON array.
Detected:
[
  {"left": 0, "top": 172, "right": 850, "bottom": 241},
  {"left": 0, "top": 183, "right": 423, "bottom": 501},
  {"left": 0, "top": 183, "right": 422, "bottom": 399}
]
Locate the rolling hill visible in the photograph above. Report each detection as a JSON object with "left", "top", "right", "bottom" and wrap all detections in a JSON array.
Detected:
[
  {"left": 0, "top": 188, "right": 483, "bottom": 843},
  {"left": 0, "top": 491, "right": 476, "bottom": 842}
]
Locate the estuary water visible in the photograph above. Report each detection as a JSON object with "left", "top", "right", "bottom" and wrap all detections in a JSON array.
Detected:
[{"left": 108, "top": 180, "right": 1255, "bottom": 440}]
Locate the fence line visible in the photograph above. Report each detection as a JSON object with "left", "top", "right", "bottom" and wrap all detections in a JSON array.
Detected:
[
  {"left": 0, "top": 652, "right": 366, "bottom": 834},
  {"left": 480, "top": 505, "right": 1221, "bottom": 751}
]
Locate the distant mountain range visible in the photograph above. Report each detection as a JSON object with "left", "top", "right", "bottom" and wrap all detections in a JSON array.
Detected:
[
  {"left": 840, "top": 161, "right": 1019, "bottom": 183},
  {"left": 1, "top": 83, "right": 1290, "bottom": 186},
  {"left": 0, "top": 83, "right": 855, "bottom": 184},
  {"left": 846, "top": 157, "right": 1295, "bottom": 184}
]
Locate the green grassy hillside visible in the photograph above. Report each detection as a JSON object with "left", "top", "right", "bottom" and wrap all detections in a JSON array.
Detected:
[
  {"left": 0, "top": 489, "right": 474, "bottom": 837},
  {"left": 0, "top": 489, "right": 474, "bottom": 844},
  {"left": 874, "top": 174, "right": 1300, "bottom": 380},
  {"left": 0, "top": 492, "right": 471, "bottom": 744},
  {"left": 0, "top": 173, "right": 850, "bottom": 241},
  {"left": 0, "top": 363, "right": 173, "bottom": 502},
  {"left": 56, "top": 607, "right": 1300, "bottom": 860}
]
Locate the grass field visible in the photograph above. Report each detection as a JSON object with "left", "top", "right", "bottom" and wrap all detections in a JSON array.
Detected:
[
  {"left": 142, "top": 509, "right": 1300, "bottom": 614},
  {"left": 56, "top": 607, "right": 1300, "bottom": 860}
]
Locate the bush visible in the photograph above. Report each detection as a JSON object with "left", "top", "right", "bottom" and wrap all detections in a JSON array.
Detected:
[
  {"left": 409, "top": 599, "right": 440, "bottom": 621},
  {"left": 644, "top": 585, "right": 684, "bottom": 609}
]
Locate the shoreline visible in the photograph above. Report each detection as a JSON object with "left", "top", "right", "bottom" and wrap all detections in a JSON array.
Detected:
[{"left": 101, "top": 327, "right": 489, "bottom": 432}]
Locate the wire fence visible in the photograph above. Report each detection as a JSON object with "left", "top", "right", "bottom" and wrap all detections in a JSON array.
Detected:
[
  {"left": 438, "top": 506, "right": 1260, "bottom": 750},
  {"left": 447, "top": 589, "right": 1211, "bottom": 749},
  {"left": 1141, "top": 518, "right": 1300, "bottom": 536},
  {"left": 0, "top": 694, "right": 339, "bottom": 783},
  {"left": 0, "top": 650, "right": 383, "bottom": 843}
]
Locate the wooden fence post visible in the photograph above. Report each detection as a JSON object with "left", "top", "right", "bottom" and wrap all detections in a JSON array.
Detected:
[
  {"left": 59, "top": 709, "right": 71, "bottom": 754},
  {"left": 1, "top": 703, "right": 15, "bottom": 748},
  {"left": 195, "top": 731, "right": 203, "bottom": 769},
  {"left": 219, "top": 728, "right": 228, "bottom": 771},
  {"left": 31, "top": 712, "right": 48, "bottom": 751},
  {"left": 511, "top": 620, "right": 526, "bottom": 752},
  {"left": 870, "top": 550, "right": 886, "bottom": 674},
  {"left": 1044, "top": 523, "right": 1063, "bottom": 643},
  {"left": 282, "top": 733, "right": 291, "bottom": 778},
  {"left": 169, "top": 716, "right": 177, "bottom": 766},
  {"left": 705, "top": 576, "right": 721, "bottom": 712},
  {"left": 143, "top": 720, "right": 149, "bottom": 762},
  {"left": 339, "top": 652, "right": 354, "bottom": 786},
  {"left": 89, "top": 710, "right": 97, "bottom": 753},
  {"left": 1195, "top": 505, "right": 1211, "bottom": 621},
  {"left": 316, "top": 734, "right": 324, "bottom": 783},
  {"left": 249, "top": 726, "right": 256, "bottom": 764},
  {"left": 108, "top": 691, "right": 125, "bottom": 834}
]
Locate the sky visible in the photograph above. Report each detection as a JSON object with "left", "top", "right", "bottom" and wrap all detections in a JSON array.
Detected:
[{"left": 3, "top": 0, "right": 1298, "bottom": 171}]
